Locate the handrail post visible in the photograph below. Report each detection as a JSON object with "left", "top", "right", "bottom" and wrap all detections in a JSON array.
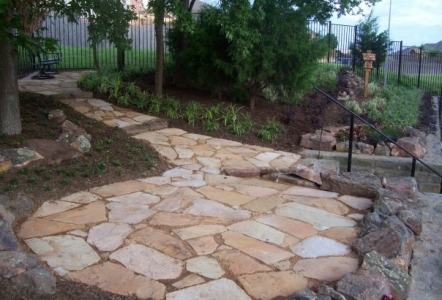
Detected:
[
  {"left": 348, "top": 115, "right": 355, "bottom": 172},
  {"left": 411, "top": 157, "right": 416, "bottom": 177}
]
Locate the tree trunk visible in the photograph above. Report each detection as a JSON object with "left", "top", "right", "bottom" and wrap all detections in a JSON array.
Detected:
[
  {"left": 0, "top": 38, "right": 22, "bottom": 135},
  {"left": 154, "top": 0, "right": 165, "bottom": 97},
  {"left": 92, "top": 43, "right": 100, "bottom": 70},
  {"left": 117, "top": 48, "right": 124, "bottom": 71}
]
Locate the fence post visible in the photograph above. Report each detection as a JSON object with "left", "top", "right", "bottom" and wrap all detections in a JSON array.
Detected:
[
  {"left": 417, "top": 46, "right": 423, "bottom": 88},
  {"left": 352, "top": 25, "right": 357, "bottom": 71},
  {"left": 397, "top": 41, "right": 403, "bottom": 85},
  {"left": 347, "top": 115, "right": 355, "bottom": 172},
  {"left": 327, "top": 21, "right": 332, "bottom": 63}
]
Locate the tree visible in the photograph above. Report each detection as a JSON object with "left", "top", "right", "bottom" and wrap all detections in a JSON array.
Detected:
[
  {"left": 351, "top": 11, "right": 389, "bottom": 68},
  {"left": 66, "top": 0, "right": 137, "bottom": 70},
  {"left": 170, "top": 0, "right": 380, "bottom": 109}
]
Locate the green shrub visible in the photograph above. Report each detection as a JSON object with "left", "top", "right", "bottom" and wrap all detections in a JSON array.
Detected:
[{"left": 256, "top": 117, "right": 285, "bottom": 140}]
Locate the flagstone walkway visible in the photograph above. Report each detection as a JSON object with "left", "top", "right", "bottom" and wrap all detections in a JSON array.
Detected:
[{"left": 17, "top": 71, "right": 373, "bottom": 299}]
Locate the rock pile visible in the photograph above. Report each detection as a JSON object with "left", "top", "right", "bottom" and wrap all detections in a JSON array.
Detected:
[
  {"left": 284, "top": 172, "right": 420, "bottom": 300},
  {"left": 0, "top": 110, "right": 91, "bottom": 173},
  {"left": 335, "top": 68, "right": 363, "bottom": 101}
]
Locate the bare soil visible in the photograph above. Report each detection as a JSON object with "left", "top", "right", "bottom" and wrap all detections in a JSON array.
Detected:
[{"left": 0, "top": 77, "right": 434, "bottom": 299}]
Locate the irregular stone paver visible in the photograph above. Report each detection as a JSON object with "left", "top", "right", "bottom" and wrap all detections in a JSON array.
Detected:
[
  {"left": 196, "top": 185, "right": 255, "bottom": 206},
  {"left": 338, "top": 195, "right": 374, "bottom": 210},
  {"left": 49, "top": 201, "right": 107, "bottom": 225},
  {"left": 283, "top": 186, "right": 339, "bottom": 198},
  {"left": 319, "top": 227, "right": 359, "bottom": 245},
  {"left": 149, "top": 212, "right": 231, "bottom": 227},
  {"left": 290, "top": 235, "right": 350, "bottom": 258},
  {"left": 184, "top": 199, "right": 251, "bottom": 220},
  {"left": 276, "top": 202, "right": 356, "bottom": 230},
  {"left": 110, "top": 244, "right": 183, "bottom": 280},
  {"left": 227, "top": 220, "right": 299, "bottom": 247},
  {"left": 107, "top": 191, "right": 160, "bottom": 205},
  {"left": 90, "top": 180, "right": 151, "bottom": 198},
  {"left": 293, "top": 257, "right": 359, "bottom": 281},
  {"left": 25, "top": 235, "right": 100, "bottom": 271},
  {"left": 139, "top": 176, "right": 171, "bottom": 186},
  {"left": 172, "top": 274, "right": 205, "bottom": 289},
  {"left": 163, "top": 167, "right": 193, "bottom": 178},
  {"left": 243, "top": 193, "right": 285, "bottom": 212},
  {"left": 129, "top": 227, "right": 194, "bottom": 260},
  {"left": 212, "top": 250, "right": 271, "bottom": 276},
  {"left": 238, "top": 271, "right": 308, "bottom": 300},
  {"left": 87, "top": 223, "right": 133, "bottom": 251},
  {"left": 59, "top": 191, "right": 101, "bottom": 204},
  {"left": 33, "top": 201, "right": 81, "bottom": 218},
  {"left": 222, "top": 231, "right": 294, "bottom": 264},
  {"left": 236, "top": 185, "right": 279, "bottom": 198},
  {"left": 106, "top": 202, "right": 155, "bottom": 224},
  {"left": 149, "top": 185, "right": 179, "bottom": 196},
  {"left": 186, "top": 256, "right": 225, "bottom": 279},
  {"left": 166, "top": 278, "right": 251, "bottom": 300},
  {"left": 187, "top": 236, "right": 218, "bottom": 255},
  {"left": 173, "top": 224, "right": 227, "bottom": 240},
  {"left": 18, "top": 217, "right": 84, "bottom": 239},
  {"left": 152, "top": 187, "right": 202, "bottom": 212},
  {"left": 68, "top": 262, "right": 166, "bottom": 300},
  {"left": 283, "top": 195, "right": 350, "bottom": 215},
  {"left": 255, "top": 214, "right": 317, "bottom": 239}
]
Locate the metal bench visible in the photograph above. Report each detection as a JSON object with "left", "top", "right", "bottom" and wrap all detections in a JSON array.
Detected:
[{"left": 29, "top": 43, "right": 62, "bottom": 80}]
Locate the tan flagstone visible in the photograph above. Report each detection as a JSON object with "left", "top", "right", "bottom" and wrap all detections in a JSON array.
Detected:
[
  {"left": 60, "top": 192, "right": 101, "bottom": 204},
  {"left": 49, "top": 202, "right": 107, "bottom": 225},
  {"left": 124, "top": 111, "right": 143, "bottom": 118},
  {"left": 152, "top": 187, "right": 203, "bottom": 212},
  {"left": 68, "top": 229, "right": 88, "bottom": 237},
  {"left": 129, "top": 227, "right": 194, "bottom": 260},
  {"left": 269, "top": 155, "right": 301, "bottom": 170},
  {"left": 213, "top": 152, "right": 243, "bottom": 161},
  {"left": 133, "top": 115, "right": 157, "bottom": 123},
  {"left": 319, "top": 227, "right": 359, "bottom": 245},
  {"left": 225, "top": 146, "right": 258, "bottom": 157},
  {"left": 206, "top": 138, "right": 242, "bottom": 147},
  {"left": 133, "top": 132, "right": 170, "bottom": 146},
  {"left": 68, "top": 262, "right": 166, "bottom": 300},
  {"left": 255, "top": 214, "right": 317, "bottom": 239},
  {"left": 172, "top": 274, "right": 205, "bottom": 289},
  {"left": 90, "top": 180, "right": 152, "bottom": 198},
  {"left": 119, "top": 117, "right": 141, "bottom": 125},
  {"left": 196, "top": 157, "right": 221, "bottom": 169},
  {"left": 149, "top": 212, "right": 232, "bottom": 227},
  {"left": 103, "top": 119, "right": 131, "bottom": 128},
  {"left": 182, "top": 133, "right": 212, "bottom": 141},
  {"left": 174, "top": 147, "right": 195, "bottom": 159},
  {"left": 222, "top": 231, "right": 294, "bottom": 264},
  {"left": 166, "top": 278, "right": 251, "bottom": 300},
  {"left": 106, "top": 202, "right": 156, "bottom": 224},
  {"left": 338, "top": 195, "right": 373, "bottom": 210},
  {"left": 173, "top": 224, "right": 227, "bottom": 240},
  {"left": 243, "top": 193, "right": 285, "bottom": 212},
  {"left": 222, "top": 159, "right": 256, "bottom": 169},
  {"left": 170, "top": 136, "right": 197, "bottom": 146},
  {"left": 138, "top": 176, "right": 171, "bottom": 186},
  {"left": 110, "top": 244, "right": 183, "bottom": 280},
  {"left": 171, "top": 158, "right": 197, "bottom": 166},
  {"left": 19, "top": 217, "right": 84, "bottom": 239},
  {"left": 238, "top": 271, "right": 308, "bottom": 300},
  {"left": 240, "top": 178, "right": 289, "bottom": 190},
  {"left": 72, "top": 105, "right": 91, "bottom": 114},
  {"left": 182, "top": 163, "right": 202, "bottom": 171},
  {"left": 152, "top": 145, "right": 178, "bottom": 161},
  {"left": 196, "top": 185, "right": 255, "bottom": 206},
  {"left": 25, "top": 235, "right": 100, "bottom": 271},
  {"left": 283, "top": 195, "right": 350, "bottom": 215},
  {"left": 155, "top": 128, "right": 188, "bottom": 136},
  {"left": 246, "top": 157, "right": 271, "bottom": 168},
  {"left": 204, "top": 174, "right": 242, "bottom": 186},
  {"left": 171, "top": 179, "right": 206, "bottom": 188},
  {"left": 163, "top": 167, "right": 194, "bottom": 179},
  {"left": 290, "top": 235, "right": 350, "bottom": 258},
  {"left": 212, "top": 250, "right": 271, "bottom": 276},
  {"left": 87, "top": 99, "right": 110, "bottom": 107},
  {"left": 191, "top": 144, "right": 215, "bottom": 157},
  {"left": 347, "top": 213, "right": 364, "bottom": 221},
  {"left": 282, "top": 186, "right": 339, "bottom": 198},
  {"left": 227, "top": 220, "right": 299, "bottom": 247},
  {"left": 275, "top": 202, "right": 356, "bottom": 230},
  {"left": 253, "top": 152, "right": 280, "bottom": 162},
  {"left": 236, "top": 185, "right": 279, "bottom": 198},
  {"left": 107, "top": 191, "right": 160, "bottom": 205},
  {"left": 293, "top": 257, "right": 359, "bottom": 281},
  {"left": 184, "top": 199, "right": 251, "bottom": 220},
  {"left": 186, "top": 256, "right": 224, "bottom": 279},
  {"left": 147, "top": 185, "right": 179, "bottom": 196},
  {"left": 33, "top": 201, "right": 81, "bottom": 218},
  {"left": 87, "top": 223, "right": 133, "bottom": 251},
  {"left": 187, "top": 236, "right": 218, "bottom": 255}
]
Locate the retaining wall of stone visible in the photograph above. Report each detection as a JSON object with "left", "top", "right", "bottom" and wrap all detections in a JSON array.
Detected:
[{"left": 301, "top": 150, "right": 442, "bottom": 193}]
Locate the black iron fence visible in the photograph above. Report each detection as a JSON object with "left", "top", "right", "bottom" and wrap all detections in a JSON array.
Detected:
[{"left": 18, "top": 15, "right": 442, "bottom": 95}]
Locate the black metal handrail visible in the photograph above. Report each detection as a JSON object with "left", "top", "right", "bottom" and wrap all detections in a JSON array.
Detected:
[{"left": 315, "top": 87, "right": 442, "bottom": 181}]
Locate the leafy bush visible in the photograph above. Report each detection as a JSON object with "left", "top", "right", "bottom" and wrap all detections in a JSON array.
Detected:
[
  {"left": 184, "top": 101, "right": 203, "bottom": 125},
  {"left": 162, "top": 97, "right": 181, "bottom": 119},
  {"left": 256, "top": 117, "right": 285, "bottom": 141}
]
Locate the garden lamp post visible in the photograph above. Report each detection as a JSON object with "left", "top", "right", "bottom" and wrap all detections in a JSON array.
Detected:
[{"left": 363, "top": 50, "right": 376, "bottom": 98}]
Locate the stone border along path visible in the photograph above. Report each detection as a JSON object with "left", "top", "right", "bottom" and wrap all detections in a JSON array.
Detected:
[{"left": 12, "top": 71, "right": 434, "bottom": 299}]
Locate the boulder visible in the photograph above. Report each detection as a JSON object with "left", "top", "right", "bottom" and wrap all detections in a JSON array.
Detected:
[
  {"left": 361, "top": 251, "right": 411, "bottom": 300},
  {"left": 359, "top": 212, "right": 385, "bottom": 237},
  {"left": 47, "top": 109, "right": 67, "bottom": 124},
  {"left": 300, "top": 132, "right": 337, "bottom": 151},
  {"left": 335, "top": 141, "right": 360, "bottom": 153},
  {"left": 391, "top": 137, "right": 426, "bottom": 158},
  {"left": 0, "top": 215, "right": 19, "bottom": 251},
  {"left": 11, "top": 266, "right": 56, "bottom": 295},
  {"left": 122, "top": 118, "right": 168, "bottom": 135},
  {"left": 0, "top": 148, "right": 38, "bottom": 167},
  {"left": 374, "top": 143, "right": 391, "bottom": 156},
  {"left": 0, "top": 193, "right": 34, "bottom": 219},
  {"left": 317, "top": 284, "right": 347, "bottom": 300},
  {"left": 374, "top": 188, "right": 411, "bottom": 216},
  {"left": 356, "top": 142, "right": 375, "bottom": 155},
  {"left": 397, "top": 208, "right": 422, "bottom": 236},
  {"left": 0, "top": 155, "right": 12, "bottom": 173},
  {"left": 288, "top": 158, "right": 339, "bottom": 185},
  {"left": 70, "top": 134, "right": 91, "bottom": 153},
  {"left": 222, "top": 168, "right": 261, "bottom": 178},
  {"left": 383, "top": 177, "right": 418, "bottom": 200},
  {"left": 23, "top": 139, "right": 81, "bottom": 165},
  {"left": 0, "top": 251, "right": 39, "bottom": 279},
  {"left": 321, "top": 172, "right": 382, "bottom": 198},
  {"left": 336, "top": 270, "right": 391, "bottom": 300}
]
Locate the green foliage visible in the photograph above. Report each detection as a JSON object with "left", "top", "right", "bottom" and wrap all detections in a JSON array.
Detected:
[
  {"left": 202, "top": 120, "right": 220, "bottom": 132},
  {"left": 162, "top": 97, "right": 181, "bottom": 119},
  {"left": 256, "top": 117, "right": 285, "bottom": 140},
  {"left": 148, "top": 97, "right": 162, "bottom": 115},
  {"left": 324, "top": 33, "right": 339, "bottom": 50},
  {"left": 184, "top": 101, "right": 203, "bottom": 125},
  {"left": 351, "top": 11, "right": 389, "bottom": 67},
  {"left": 221, "top": 104, "right": 242, "bottom": 126},
  {"left": 345, "top": 100, "right": 363, "bottom": 114}
]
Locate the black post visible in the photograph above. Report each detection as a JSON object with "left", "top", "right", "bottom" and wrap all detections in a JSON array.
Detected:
[
  {"left": 411, "top": 157, "right": 417, "bottom": 177},
  {"left": 397, "top": 41, "right": 403, "bottom": 85},
  {"left": 327, "top": 21, "right": 332, "bottom": 63},
  {"left": 348, "top": 115, "right": 355, "bottom": 172},
  {"left": 352, "top": 25, "right": 357, "bottom": 71},
  {"left": 417, "top": 47, "right": 423, "bottom": 88}
]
